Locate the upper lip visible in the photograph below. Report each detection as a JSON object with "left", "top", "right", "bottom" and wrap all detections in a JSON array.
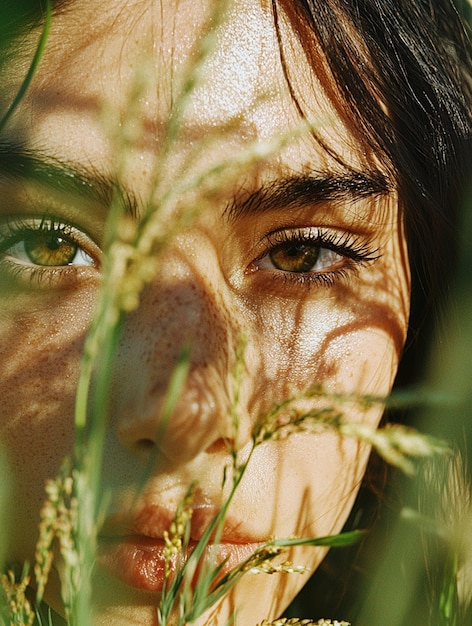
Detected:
[{"left": 99, "top": 501, "right": 264, "bottom": 545}]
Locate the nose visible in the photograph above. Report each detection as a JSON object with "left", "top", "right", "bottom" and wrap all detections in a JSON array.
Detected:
[{"left": 108, "top": 235, "right": 245, "bottom": 468}]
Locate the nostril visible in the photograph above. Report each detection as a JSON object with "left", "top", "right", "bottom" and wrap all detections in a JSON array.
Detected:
[
  {"left": 136, "top": 438, "right": 156, "bottom": 453},
  {"left": 131, "top": 438, "right": 159, "bottom": 465}
]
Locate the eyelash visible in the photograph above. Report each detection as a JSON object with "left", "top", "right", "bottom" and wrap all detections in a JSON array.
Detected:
[
  {"left": 251, "top": 227, "right": 380, "bottom": 287},
  {"left": 0, "top": 217, "right": 99, "bottom": 288}
]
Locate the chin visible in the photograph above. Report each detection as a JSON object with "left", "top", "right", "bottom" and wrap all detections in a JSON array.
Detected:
[{"left": 85, "top": 544, "right": 319, "bottom": 626}]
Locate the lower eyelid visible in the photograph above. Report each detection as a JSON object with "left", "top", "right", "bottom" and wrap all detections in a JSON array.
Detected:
[
  {"left": 0, "top": 257, "right": 99, "bottom": 291},
  {"left": 251, "top": 266, "right": 354, "bottom": 293},
  {"left": 244, "top": 246, "right": 368, "bottom": 298}
]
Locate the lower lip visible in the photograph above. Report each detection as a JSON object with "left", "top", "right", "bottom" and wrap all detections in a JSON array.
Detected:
[{"left": 97, "top": 536, "right": 263, "bottom": 593}]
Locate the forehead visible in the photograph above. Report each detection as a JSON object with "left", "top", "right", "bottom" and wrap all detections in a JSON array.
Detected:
[{"left": 10, "top": 0, "right": 378, "bottom": 194}]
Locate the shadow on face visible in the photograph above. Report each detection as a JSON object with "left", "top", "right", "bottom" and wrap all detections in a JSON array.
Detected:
[{"left": 0, "top": 0, "right": 411, "bottom": 624}]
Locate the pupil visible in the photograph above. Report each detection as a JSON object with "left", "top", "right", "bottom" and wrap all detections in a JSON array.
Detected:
[
  {"left": 287, "top": 245, "right": 303, "bottom": 257},
  {"left": 47, "top": 236, "right": 61, "bottom": 250}
]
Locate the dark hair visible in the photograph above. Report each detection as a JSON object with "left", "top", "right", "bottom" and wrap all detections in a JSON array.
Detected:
[
  {"left": 274, "top": 0, "right": 472, "bottom": 336},
  {"left": 2, "top": 1, "right": 471, "bottom": 623},
  {"left": 272, "top": 2, "right": 472, "bottom": 622}
]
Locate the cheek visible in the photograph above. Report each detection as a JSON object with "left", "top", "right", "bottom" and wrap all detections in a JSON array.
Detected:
[
  {"left": 0, "top": 291, "right": 94, "bottom": 559},
  {"left": 232, "top": 419, "right": 379, "bottom": 535},
  {"left": 317, "top": 326, "right": 400, "bottom": 395},
  {"left": 245, "top": 296, "right": 405, "bottom": 417},
  {"left": 230, "top": 292, "right": 406, "bottom": 542}
]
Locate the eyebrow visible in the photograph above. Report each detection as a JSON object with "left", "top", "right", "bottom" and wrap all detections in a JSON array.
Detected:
[
  {"left": 0, "top": 140, "right": 392, "bottom": 226},
  {"left": 225, "top": 170, "right": 393, "bottom": 223},
  {"left": 0, "top": 140, "right": 139, "bottom": 217}
]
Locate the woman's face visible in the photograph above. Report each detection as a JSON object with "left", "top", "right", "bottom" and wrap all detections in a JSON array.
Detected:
[{"left": 0, "top": 0, "right": 410, "bottom": 624}]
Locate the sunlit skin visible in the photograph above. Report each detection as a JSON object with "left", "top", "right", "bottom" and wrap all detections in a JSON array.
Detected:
[{"left": 0, "top": 0, "right": 410, "bottom": 625}]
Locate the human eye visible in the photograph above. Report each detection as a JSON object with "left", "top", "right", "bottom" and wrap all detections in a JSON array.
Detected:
[
  {"left": 248, "top": 227, "right": 379, "bottom": 287},
  {"left": 0, "top": 216, "right": 100, "bottom": 289}
]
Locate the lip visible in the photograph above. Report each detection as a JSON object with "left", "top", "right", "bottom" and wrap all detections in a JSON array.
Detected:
[
  {"left": 97, "top": 502, "right": 265, "bottom": 593},
  {"left": 97, "top": 536, "right": 263, "bottom": 592}
]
